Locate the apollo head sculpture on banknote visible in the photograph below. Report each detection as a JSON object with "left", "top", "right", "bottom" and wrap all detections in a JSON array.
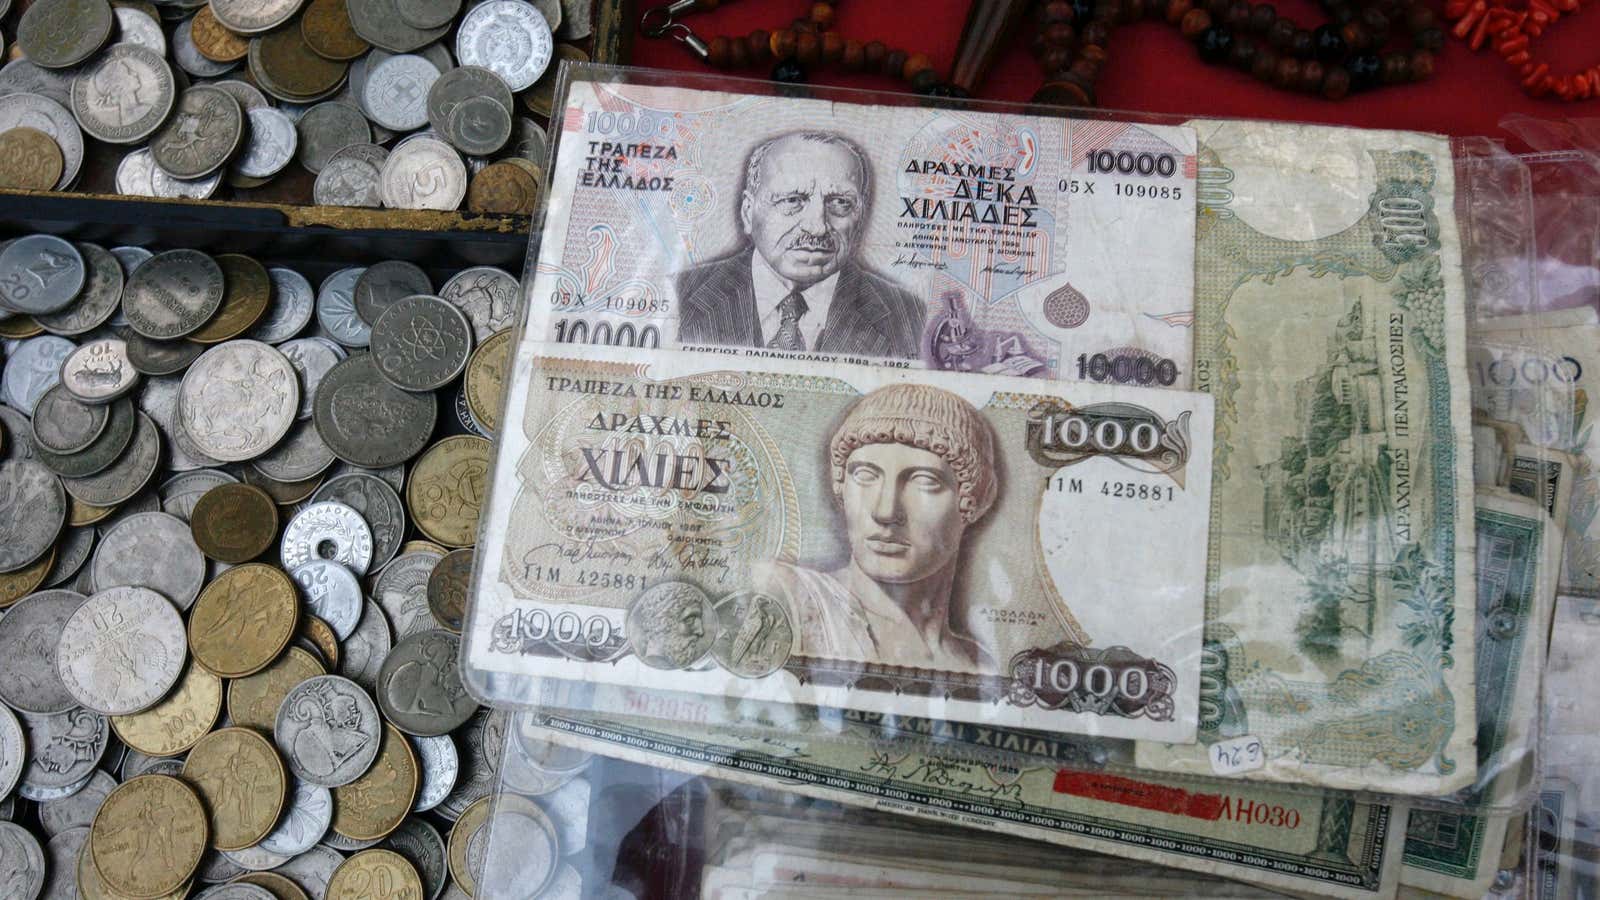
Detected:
[
  {"left": 760, "top": 383, "right": 999, "bottom": 672},
  {"left": 673, "top": 130, "right": 927, "bottom": 358}
]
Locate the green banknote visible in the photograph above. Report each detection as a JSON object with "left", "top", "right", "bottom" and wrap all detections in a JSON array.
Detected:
[
  {"left": 1399, "top": 491, "right": 1560, "bottom": 897},
  {"left": 1134, "top": 120, "right": 1479, "bottom": 795}
]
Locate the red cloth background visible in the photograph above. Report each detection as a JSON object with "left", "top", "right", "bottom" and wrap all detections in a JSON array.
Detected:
[{"left": 626, "top": 0, "right": 1600, "bottom": 144}]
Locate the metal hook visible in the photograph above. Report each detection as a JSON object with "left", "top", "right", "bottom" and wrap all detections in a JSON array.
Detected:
[{"left": 640, "top": 0, "right": 700, "bottom": 38}]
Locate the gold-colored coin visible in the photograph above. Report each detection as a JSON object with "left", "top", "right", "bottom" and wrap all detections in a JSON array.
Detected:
[
  {"left": 111, "top": 661, "right": 223, "bottom": 756},
  {"left": 0, "top": 545, "right": 54, "bottom": 608},
  {"left": 326, "top": 848, "right": 423, "bottom": 900},
  {"left": 427, "top": 547, "right": 472, "bottom": 633},
  {"left": 188, "top": 254, "right": 272, "bottom": 344},
  {"left": 466, "top": 161, "right": 540, "bottom": 216},
  {"left": 241, "top": 466, "right": 326, "bottom": 505},
  {"left": 190, "top": 482, "right": 279, "bottom": 562},
  {"left": 233, "top": 871, "right": 311, "bottom": 900},
  {"left": 79, "top": 831, "right": 191, "bottom": 900},
  {"left": 330, "top": 723, "right": 418, "bottom": 841},
  {"left": 520, "top": 44, "right": 589, "bottom": 116},
  {"left": 447, "top": 795, "right": 492, "bottom": 896},
  {"left": 255, "top": 26, "right": 348, "bottom": 100},
  {"left": 406, "top": 436, "right": 491, "bottom": 548},
  {"left": 89, "top": 774, "right": 208, "bottom": 897},
  {"left": 464, "top": 328, "right": 511, "bottom": 435},
  {"left": 502, "top": 157, "right": 543, "bottom": 183},
  {"left": 69, "top": 495, "right": 116, "bottom": 526},
  {"left": 226, "top": 645, "right": 324, "bottom": 731},
  {"left": 181, "top": 727, "right": 287, "bottom": 851},
  {"left": 400, "top": 539, "right": 448, "bottom": 556},
  {"left": 300, "top": 0, "right": 369, "bottom": 60},
  {"left": 190, "top": 5, "right": 249, "bottom": 62},
  {"left": 298, "top": 615, "right": 341, "bottom": 671},
  {"left": 0, "top": 127, "right": 64, "bottom": 191},
  {"left": 189, "top": 563, "right": 300, "bottom": 678},
  {"left": 0, "top": 316, "right": 43, "bottom": 338}
]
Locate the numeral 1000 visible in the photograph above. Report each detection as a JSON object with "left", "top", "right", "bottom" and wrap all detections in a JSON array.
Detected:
[
  {"left": 1040, "top": 414, "right": 1163, "bottom": 455},
  {"left": 1086, "top": 149, "right": 1178, "bottom": 178},
  {"left": 1020, "top": 657, "right": 1154, "bottom": 700},
  {"left": 514, "top": 608, "right": 616, "bottom": 647}
]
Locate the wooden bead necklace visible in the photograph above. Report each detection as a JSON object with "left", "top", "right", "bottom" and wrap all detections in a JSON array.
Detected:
[
  {"left": 1444, "top": 0, "right": 1598, "bottom": 100},
  {"left": 640, "top": 0, "right": 1441, "bottom": 105}
]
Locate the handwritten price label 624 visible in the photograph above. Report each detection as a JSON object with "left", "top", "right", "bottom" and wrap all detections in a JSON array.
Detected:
[{"left": 1209, "top": 735, "right": 1265, "bottom": 776}]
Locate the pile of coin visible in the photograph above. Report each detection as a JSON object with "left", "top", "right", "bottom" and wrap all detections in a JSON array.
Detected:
[
  {"left": 0, "top": 232, "right": 594, "bottom": 898},
  {"left": 0, "top": 0, "right": 593, "bottom": 213}
]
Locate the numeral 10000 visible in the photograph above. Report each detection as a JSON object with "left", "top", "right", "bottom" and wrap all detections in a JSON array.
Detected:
[
  {"left": 1085, "top": 149, "right": 1178, "bottom": 178},
  {"left": 1076, "top": 352, "right": 1179, "bottom": 386}
]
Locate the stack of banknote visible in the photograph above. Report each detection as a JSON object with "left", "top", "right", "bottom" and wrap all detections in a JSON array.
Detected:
[{"left": 463, "top": 68, "right": 1587, "bottom": 898}]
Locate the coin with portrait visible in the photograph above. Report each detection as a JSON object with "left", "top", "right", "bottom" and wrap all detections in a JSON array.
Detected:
[{"left": 273, "top": 674, "right": 381, "bottom": 788}]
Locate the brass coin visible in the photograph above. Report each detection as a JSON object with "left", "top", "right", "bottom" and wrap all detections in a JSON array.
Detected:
[
  {"left": 68, "top": 495, "right": 116, "bottom": 526},
  {"left": 189, "top": 563, "right": 300, "bottom": 678},
  {"left": 0, "top": 545, "right": 54, "bottom": 608},
  {"left": 190, "top": 5, "right": 249, "bottom": 62},
  {"left": 446, "top": 795, "right": 491, "bottom": 896},
  {"left": 190, "top": 482, "right": 279, "bottom": 563},
  {"left": 327, "top": 848, "right": 422, "bottom": 900},
  {"left": 520, "top": 44, "right": 588, "bottom": 116},
  {"left": 111, "top": 661, "right": 223, "bottom": 756},
  {"left": 0, "top": 316, "right": 43, "bottom": 339},
  {"left": 78, "top": 833, "right": 192, "bottom": 900},
  {"left": 400, "top": 539, "right": 448, "bottom": 556},
  {"left": 89, "top": 774, "right": 208, "bottom": 897},
  {"left": 255, "top": 26, "right": 348, "bottom": 100},
  {"left": 330, "top": 723, "right": 418, "bottom": 841},
  {"left": 427, "top": 547, "right": 471, "bottom": 633},
  {"left": 0, "top": 127, "right": 64, "bottom": 191},
  {"left": 464, "top": 328, "right": 511, "bottom": 434},
  {"left": 181, "top": 726, "right": 287, "bottom": 851},
  {"left": 465, "top": 161, "right": 540, "bottom": 215},
  {"left": 502, "top": 156, "right": 543, "bottom": 182},
  {"left": 301, "top": 0, "right": 369, "bottom": 60},
  {"left": 188, "top": 254, "right": 273, "bottom": 344},
  {"left": 299, "top": 615, "right": 341, "bottom": 670},
  {"left": 233, "top": 870, "right": 311, "bottom": 900},
  {"left": 405, "top": 436, "right": 491, "bottom": 548},
  {"left": 225, "top": 645, "right": 324, "bottom": 731},
  {"left": 241, "top": 466, "right": 326, "bottom": 505}
]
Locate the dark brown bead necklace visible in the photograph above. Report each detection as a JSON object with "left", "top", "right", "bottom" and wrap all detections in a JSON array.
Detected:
[{"left": 640, "top": 0, "right": 1441, "bottom": 104}]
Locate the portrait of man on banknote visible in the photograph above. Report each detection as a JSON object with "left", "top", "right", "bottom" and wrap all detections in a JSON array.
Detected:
[
  {"left": 757, "top": 383, "right": 1000, "bottom": 672},
  {"left": 674, "top": 130, "right": 926, "bottom": 358}
]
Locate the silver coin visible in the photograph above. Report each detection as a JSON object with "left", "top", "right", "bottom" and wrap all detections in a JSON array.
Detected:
[
  {"left": 538, "top": 775, "right": 590, "bottom": 853},
  {"left": 328, "top": 461, "right": 404, "bottom": 493},
  {"left": 0, "top": 459, "right": 66, "bottom": 573},
  {"left": 0, "top": 404, "right": 35, "bottom": 462},
  {"left": 123, "top": 248, "right": 225, "bottom": 340},
  {"left": 173, "top": 18, "right": 238, "bottom": 78},
  {"left": 455, "top": 0, "right": 552, "bottom": 91},
  {"left": 2, "top": 335, "right": 75, "bottom": 413},
  {"left": 230, "top": 106, "right": 298, "bottom": 179},
  {"left": 513, "top": 116, "right": 547, "bottom": 164},
  {"left": 150, "top": 85, "right": 243, "bottom": 180},
  {"left": 0, "top": 61, "right": 73, "bottom": 108},
  {"left": 277, "top": 336, "right": 346, "bottom": 421},
  {"left": 36, "top": 768, "right": 112, "bottom": 836},
  {"left": 140, "top": 376, "right": 213, "bottom": 473},
  {"left": 373, "top": 549, "right": 442, "bottom": 638},
  {"left": 353, "top": 261, "right": 432, "bottom": 327},
  {"left": 252, "top": 420, "right": 335, "bottom": 482},
  {"left": 35, "top": 243, "right": 124, "bottom": 338},
  {"left": 29, "top": 385, "right": 108, "bottom": 455},
  {"left": 222, "top": 842, "right": 293, "bottom": 871},
  {"left": 446, "top": 96, "right": 510, "bottom": 156},
  {"left": 477, "top": 801, "right": 559, "bottom": 896},
  {"left": 16, "top": 0, "right": 112, "bottom": 69},
  {"left": 556, "top": 0, "right": 589, "bottom": 37},
  {"left": 121, "top": 750, "right": 184, "bottom": 780},
  {"left": 248, "top": 267, "right": 315, "bottom": 344},
  {"left": 0, "top": 236, "right": 83, "bottom": 315},
  {"left": 275, "top": 674, "right": 382, "bottom": 788},
  {"left": 196, "top": 850, "right": 248, "bottom": 884},
  {"left": 396, "top": 0, "right": 459, "bottom": 31},
  {"left": 281, "top": 501, "right": 374, "bottom": 574},
  {"left": 379, "top": 816, "right": 447, "bottom": 899},
  {"left": 209, "top": 79, "right": 270, "bottom": 113},
  {"left": 92, "top": 489, "right": 158, "bottom": 539},
  {"left": 0, "top": 93, "right": 83, "bottom": 189},
  {"left": 158, "top": 467, "right": 238, "bottom": 521},
  {"left": 319, "top": 829, "right": 381, "bottom": 852},
  {"left": 290, "top": 559, "right": 362, "bottom": 639},
  {"left": 115, "top": 146, "right": 224, "bottom": 198},
  {"left": 124, "top": 334, "right": 206, "bottom": 383},
  {"left": 0, "top": 706, "right": 24, "bottom": 802},
  {"left": 42, "top": 524, "right": 94, "bottom": 587},
  {"left": 312, "top": 353, "right": 436, "bottom": 469},
  {"left": 108, "top": 245, "right": 152, "bottom": 279},
  {"left": 91, "top": 510, "right": 206, "bottom": 608},
  {"left": 313, "top": 154, "right": 384, "bottom": 208},
  {"left": 428, "top": 66, "right": 510, "bottom": 142},
  {"left": 310, "top": 473, "right": 405, "bottom": 570},
  {"left": 295, "top": 101, "right": 370, "bottom": 175},
  {"left": 377, "top": 629, "right": 475, "bottom": 736},
  {"left": 497, "top": 733, "right": 578, "bottom": 797},
  {"left": 348, "top": 0, "right": 450, "bottom": 54},
  {"left": 410, "top": 733, "right": 458, "bottom": 813},
  {"left": 0, "top": 821, "right": 44, "bottom": 900},
  {"left": 69, "top": 43, "right": 175, "bottom": 144},
  {"left": 178, "top": 340, "right": 298, "bottom": 461},
  {"left": 272, "top": 844, "right": 342, "bottom": 899},
  {"left": 113, "top": 6, "right": 167, "bottom": 54},
  {"left": 17, "top": 707, "right": 106, "bottom": 796},
  {"left": 370, "top": 294, "right": 473, "bottom": 392},
  {"left": 59, "top": 410, "right": 161, "bottom": 506},
  {"left": 434, "top": 708, "right": 499, "bottom": 821},
  {"left": 211, "top": 0, "right": 303, "bottom": 33},
  {"left": 258, "top": 778, "right": 333, "bottom": 855},
  {"left": 438, "top": 267, "right": 518, "bottom": 341},
  {"left": 315, "top": 267, "right": 370, "bottom": 348},
  {"left": 196, "top": 881, "right": 277, "bottom": 899},
  {"left": 453, "top": 386, "right": 487, "bottom": 438},
  {"left": 379, "top": 136, "right": 466, "bottom": 210},
  {"left": 338, "top": 598, "right": 392, "bottom": 692},
  {"left": 60, "top": 337, "right": 138, "bottom": 404},
  {"left": 363, "top": 54, "right": 437, "bottom": 131},
  {"left": 40, "top": 825, "right": 86, "bottom": 900}
]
